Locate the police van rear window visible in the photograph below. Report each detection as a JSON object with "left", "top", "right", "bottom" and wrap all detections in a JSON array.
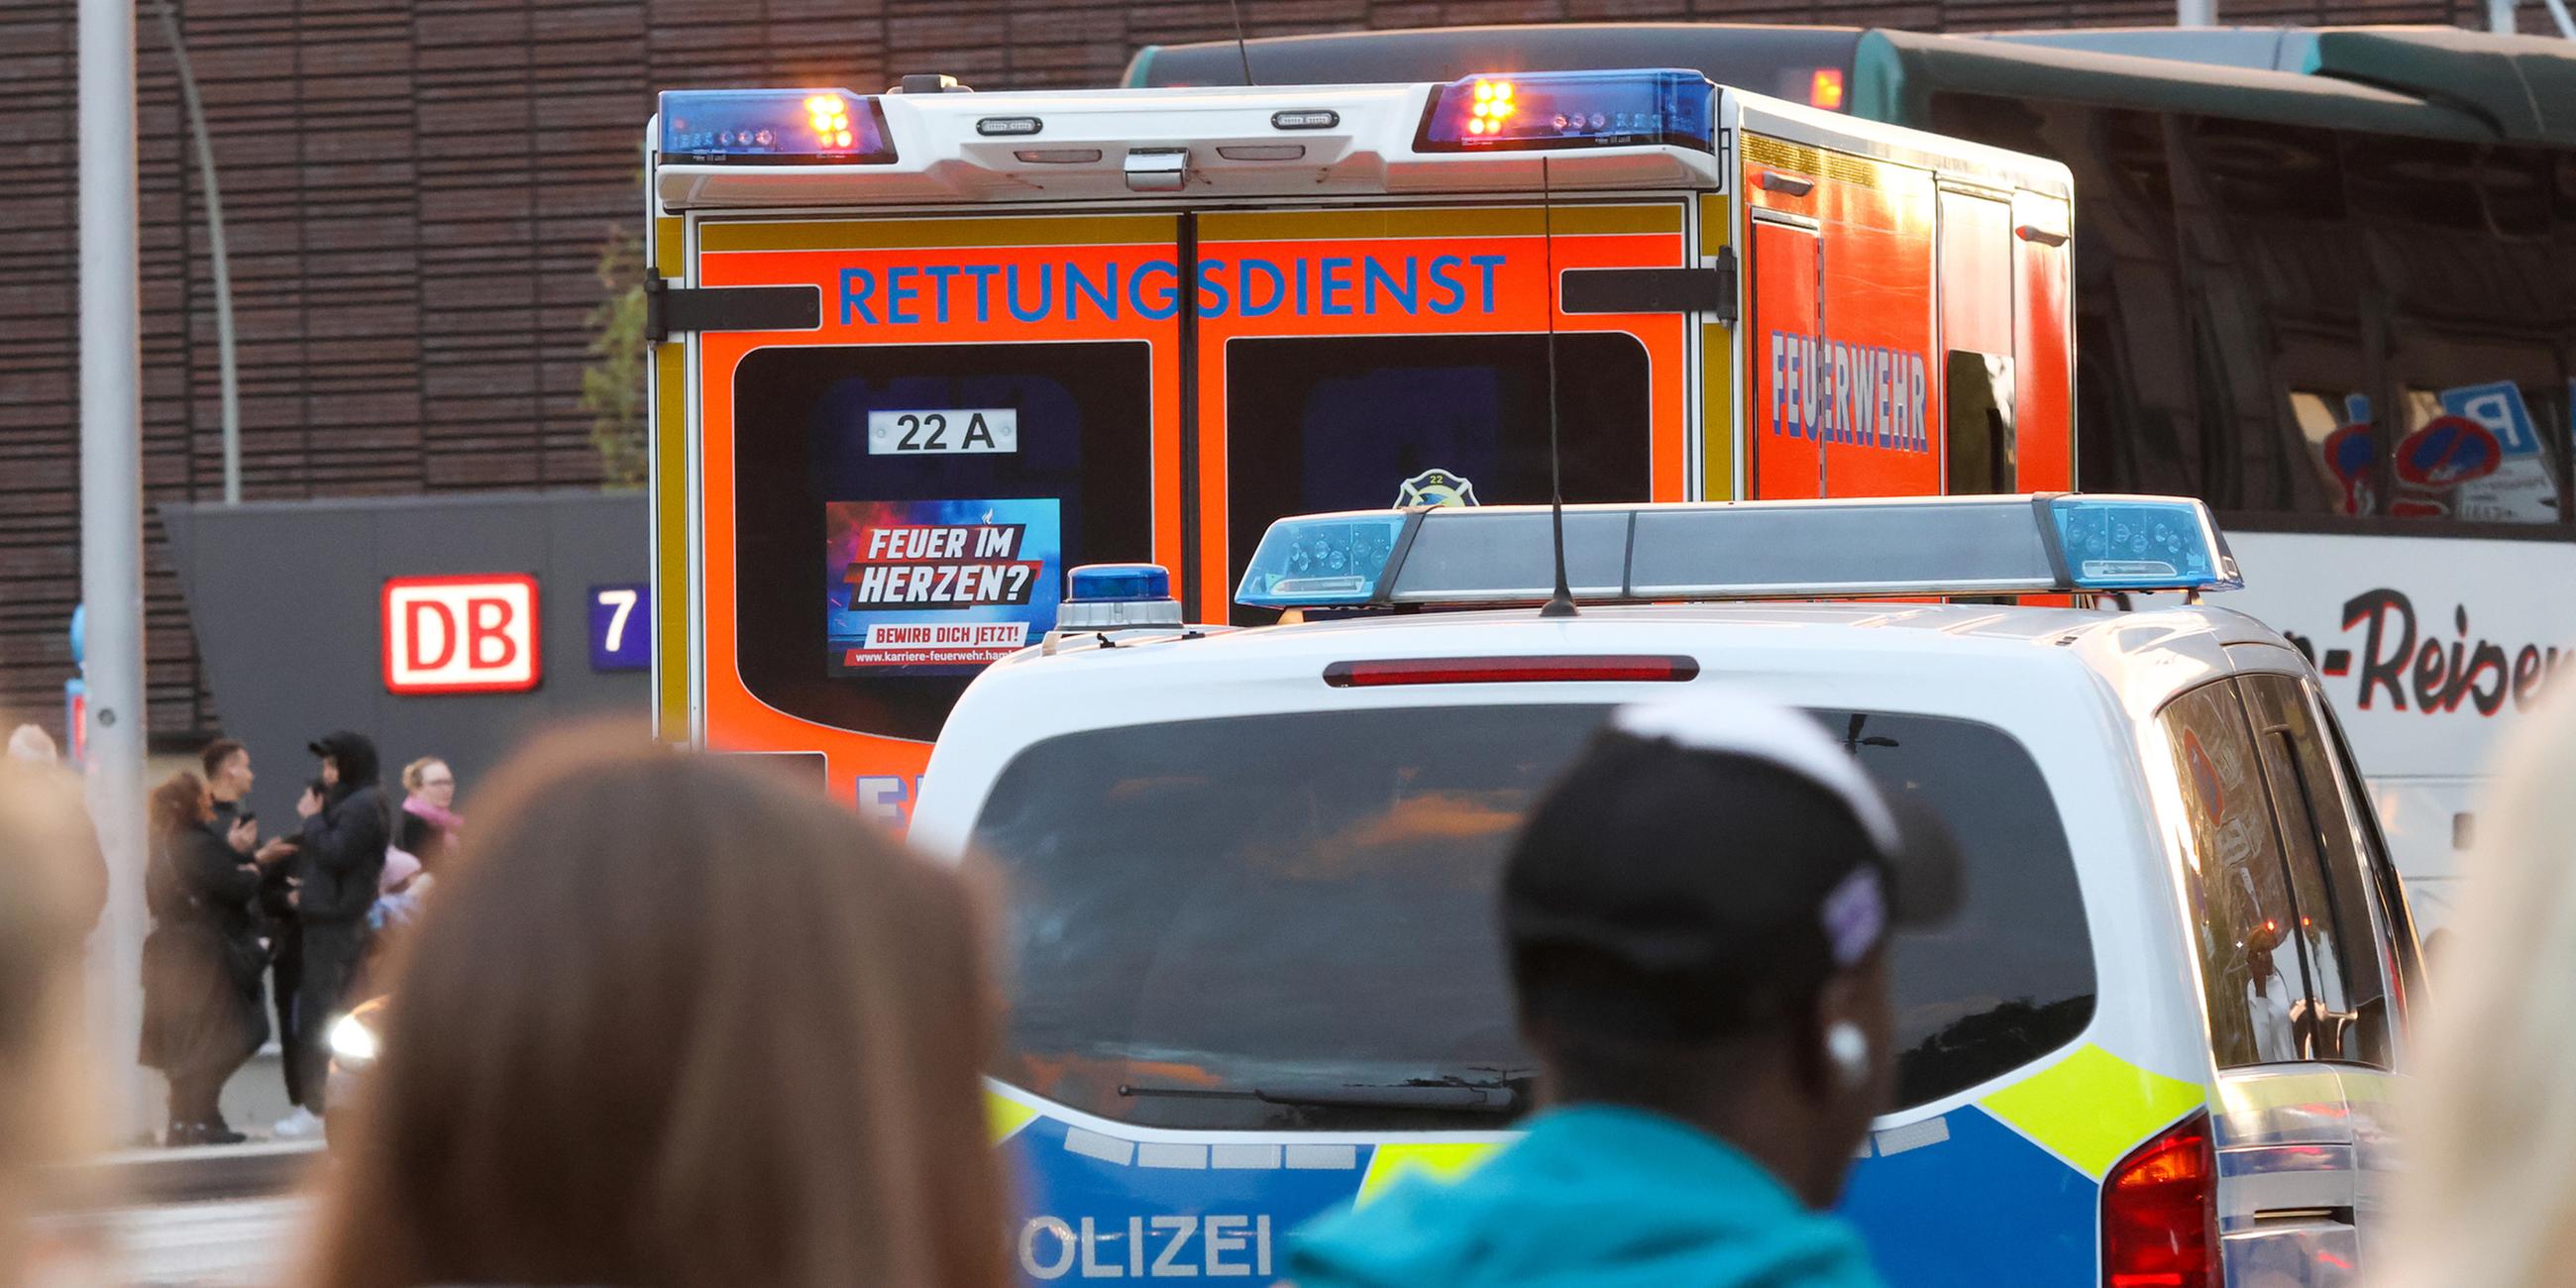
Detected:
[{"left": 970, "top": 703, "right": 2095, "bottom": 1131}]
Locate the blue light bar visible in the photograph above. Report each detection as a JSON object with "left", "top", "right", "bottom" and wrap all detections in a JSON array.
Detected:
[
  {"left": 659, "top": 89, "right": 897, "bottom": 164},
  {"left": 1066, "top": 563, "right": 1171, "bottom": 602},
  {"left": 2050, "top": 497, "right": 2239, "bottom": 591},
  {"left": 1417, "top": 69, "right": 1715, "bottom": 154},
  {"left": 1233, "top": 494, "right": 2240, "bottom": 612},
  {"left": 1234, "top": 513, "right": 1408, "bottom": 609}
]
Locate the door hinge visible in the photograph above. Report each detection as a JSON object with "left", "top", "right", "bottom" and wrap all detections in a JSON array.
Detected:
[
  {"left": 644, "top": 278, "right": 823, "bottom": 343},
  {"left": 1559, "top": 248, "right": 1738, "bottom": 323}
]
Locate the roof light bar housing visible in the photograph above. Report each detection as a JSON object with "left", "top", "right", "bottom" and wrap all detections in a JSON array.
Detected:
[
  {"left": 1234, "top": 494, "right": 2241, "bottom": 611},
  {"left": 653, "top": 75, "right": 1730, "bottom": 209},
  {"left": 1417, "top": 68, "right": 1716, "bottom": 154},
  {"left": 658, "top": 89, "right": 898, "bottom": 164}
]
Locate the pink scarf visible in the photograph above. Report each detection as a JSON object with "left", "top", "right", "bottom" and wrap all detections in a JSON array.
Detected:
[{"left": 402, "top": 795, "right": 463, "bottom": 833}]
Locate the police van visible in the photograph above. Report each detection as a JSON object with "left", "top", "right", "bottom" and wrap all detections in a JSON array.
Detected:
[{"left": 907, "top": 494, "right": 2420, "bottom": 1287}]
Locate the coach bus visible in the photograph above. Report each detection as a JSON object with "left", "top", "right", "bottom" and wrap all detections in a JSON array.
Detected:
[{"left": 1132, "top": 24, "right": 2576, "bottom": 931}]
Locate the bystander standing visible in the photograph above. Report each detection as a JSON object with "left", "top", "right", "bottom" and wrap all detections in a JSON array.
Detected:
[
  {"left": 0, "top": 760, "right": 106, "bottom": 1281},
  {"left": 296, "top": 730, "right": 1007, "bottom": 1288},
  {"left": 267, "top": 777, "right": 327, "bottom": 1139},
  {"left": 2382, "top": 684, "right": 2576, "bottom": 1287},
  {"left": 139, "top": 772, "right": 288, "bottom": 1145},
  {"left": 286, "top": 733, "right": 390, "bottom": 1131},
  {"left": 395, "top": 757, "right": 460, "bottom": 874},
  {"left": 8, "top": 724, "right": 105, "bottom": 941}
]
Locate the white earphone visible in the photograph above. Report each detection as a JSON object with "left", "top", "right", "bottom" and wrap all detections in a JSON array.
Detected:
[{"left": 1825, "top": 1021, "right": 1872, "bottom": 1091}]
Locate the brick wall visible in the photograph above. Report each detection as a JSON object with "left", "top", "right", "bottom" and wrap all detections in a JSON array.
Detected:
[{"left": 0, "top": 0, "right": 2530, "bottom": 740}]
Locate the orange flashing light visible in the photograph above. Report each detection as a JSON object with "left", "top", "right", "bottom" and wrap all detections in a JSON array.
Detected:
[
  {"left": 1466, "top": 79, "right": 1517, "bottom": 136},
  {"left": 805, "top": 93, "right": 852, "bottom": 148},
  {"left": 1808, "top": 67, "right": 1846, "bottom": 111}
]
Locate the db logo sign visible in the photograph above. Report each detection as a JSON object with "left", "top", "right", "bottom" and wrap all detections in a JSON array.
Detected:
[{"left": 381, "top": 575, "right": 542, "bottom": 695}]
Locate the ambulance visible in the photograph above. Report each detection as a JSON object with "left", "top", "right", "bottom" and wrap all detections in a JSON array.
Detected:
[{"left": 643, "top": 68, "right": 2077, "bottom": 813}]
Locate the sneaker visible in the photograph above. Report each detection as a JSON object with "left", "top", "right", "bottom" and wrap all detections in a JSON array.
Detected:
[
  {"left": 271, "top": 1107, "right": 325, "bottom": 1138},
  {"left": 162, "top": 1122, "right": 202, "bottom": 1148},
  {"left": 200, "top": 1125, "right": 248, "bottom": 1145}
]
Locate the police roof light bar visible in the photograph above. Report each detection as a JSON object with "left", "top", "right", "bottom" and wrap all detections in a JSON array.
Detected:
[{"left": 1232, "top": 494, "right": 2242, "bottom": 611}]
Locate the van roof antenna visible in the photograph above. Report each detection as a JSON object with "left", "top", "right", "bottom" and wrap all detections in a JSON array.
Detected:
[
  {"left": 1226, "top": 0, "right": 1256, "bottom": 86},
  {"left": 1539, "top": 156, "right": 1577, "bottom": 619}
]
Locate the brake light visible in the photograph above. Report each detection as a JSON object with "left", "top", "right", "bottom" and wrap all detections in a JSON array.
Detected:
[
  {"left": 1323, "top": 655, "right": 1699, "bottom": 688},
  {"left": 2101, "top": 1111, "right": 2217, "bottom": 1288}
]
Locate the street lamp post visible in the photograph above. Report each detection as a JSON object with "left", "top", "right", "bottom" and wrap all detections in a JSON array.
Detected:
[
  {"left": 154, "top": 0, "right": 242, "bottom": 505},
  {"left": 78, "top": 0, "right": 155, "bottom": 1139}
]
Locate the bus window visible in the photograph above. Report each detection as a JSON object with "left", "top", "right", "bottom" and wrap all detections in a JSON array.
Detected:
[
  {"left": 731, "top": 342, "right": 1154, "bottom": 742},
  {"left": 2392, "top": 382, "right": 2567, "bottom": 524},
  {"left": 2174, "top": 116, "right": 2364, "bottom": 520},
  {"left": 1927, "top": 96, "right": 2200, "bottom": 501},
  {"left": 1223, "top": 333, "right": 1651, "bottom": 613},
  {"left": 2289, "top": 389, "right": 2375, "bottom": 516},
  {"left": 2359, "top": 136, "right": 2574, "bottom": 528}
]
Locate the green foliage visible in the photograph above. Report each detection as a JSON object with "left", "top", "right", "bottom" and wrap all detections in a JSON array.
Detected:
[{"left": 581, "top": 224, "right": 650, "bottom": 489}]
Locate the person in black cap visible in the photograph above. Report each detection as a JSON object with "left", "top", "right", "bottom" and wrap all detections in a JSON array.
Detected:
[
  {"left": 1287, "top": 691, "right": 1959, "bottom": 1288},
  {"left": 282, "top": 730, "right": 391, "bottom": 1131}
]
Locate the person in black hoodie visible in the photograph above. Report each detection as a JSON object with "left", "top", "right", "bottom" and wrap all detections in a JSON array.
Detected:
[
  {"left": 140, "top": 772, "right": 278, "bottom": 1145},
  {"left": 292, "top": 731, "right": 391, "bottom": 1118}
]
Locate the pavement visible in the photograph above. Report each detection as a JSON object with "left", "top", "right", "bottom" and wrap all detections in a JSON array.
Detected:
[
  {"left": 90, "top": 1140, "right": 320, "bottom": 1208},
  {"left": 36, "top": 1135, "right": 320, "bottom": 1287},
  {"left": 43, "top": 1194, "right": 311, "bottom": 1287},
  {"left": 43, "top": 1042, "right": 327, "bottom": 1288},
  {"left": 206, "top": 1044, "right": 301, "bottom": 1144}
]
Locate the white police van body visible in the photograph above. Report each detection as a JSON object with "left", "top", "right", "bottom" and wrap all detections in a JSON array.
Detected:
[{"left": 909, "top": 495, "right": 2418, "bottom": 1288}]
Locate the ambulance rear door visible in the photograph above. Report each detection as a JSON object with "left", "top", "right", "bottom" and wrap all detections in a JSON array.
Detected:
[
  {"left": 685, "top": 211, "right": 1182, "bottom": 814},
  {"left": 1194, "top": 198, "right": 1699, "bottom": 618}
]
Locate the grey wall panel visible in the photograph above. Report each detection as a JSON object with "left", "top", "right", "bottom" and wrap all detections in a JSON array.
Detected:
[{"left": 162, "top": 491, "right": 648, "bottom": 831}]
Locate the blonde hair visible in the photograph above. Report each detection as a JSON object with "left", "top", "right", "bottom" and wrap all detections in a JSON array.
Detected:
[
  {"left": 2383, "top": 681, "right": 2576, "bottom": 1286},
  {"left": 400, "top": 756, "right": 446, "bottom": 795},
  {"left": 0, "top": 763, "right": 103, "bottom": 1280},
  {"left": 300, "top": 729, "right": 1008, "bottom": 1288},
  {"left": 3, "top": 726, "right": 54, "bottom": 763}
]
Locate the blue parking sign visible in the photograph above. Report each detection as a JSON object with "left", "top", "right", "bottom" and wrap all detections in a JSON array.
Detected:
[{"left": 589, "top": 584, "right": 650, "bottom": 672}]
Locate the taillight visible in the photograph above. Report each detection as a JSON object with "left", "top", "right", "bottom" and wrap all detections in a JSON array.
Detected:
[
  {"left": 1322, "top": 655, "right": 1700, "bottom": 688},
  {"left": 2102, "top": 1111, "right": 2217, "bottom": 1288}
]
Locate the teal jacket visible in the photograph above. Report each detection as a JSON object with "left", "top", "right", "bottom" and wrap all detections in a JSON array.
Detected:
[{"left": 1286, "top": 1105, "right": 1887, "bottom": 1288}]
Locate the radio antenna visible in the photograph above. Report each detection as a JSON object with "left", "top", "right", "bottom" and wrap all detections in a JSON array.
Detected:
[
  {"left": 1539, "top": 156, "right": 1577, "bottom": 619},
  {"left": 1226, "top": 0, "right": 1256, "bottom": 85}
]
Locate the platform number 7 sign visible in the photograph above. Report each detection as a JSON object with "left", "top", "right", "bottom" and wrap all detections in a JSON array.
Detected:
[{"left": 589, "top": 584, "right": 650, "bottom": 673}]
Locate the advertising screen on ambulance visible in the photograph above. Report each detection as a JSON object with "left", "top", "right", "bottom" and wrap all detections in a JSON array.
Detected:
[{"left": 826, "top": 497, "right": 1061, "bottom": 676}]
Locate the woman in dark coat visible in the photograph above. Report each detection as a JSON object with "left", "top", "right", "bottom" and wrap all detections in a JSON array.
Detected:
[{"left": 140, "top": 772, "right": 275, "bottom": 1145}]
